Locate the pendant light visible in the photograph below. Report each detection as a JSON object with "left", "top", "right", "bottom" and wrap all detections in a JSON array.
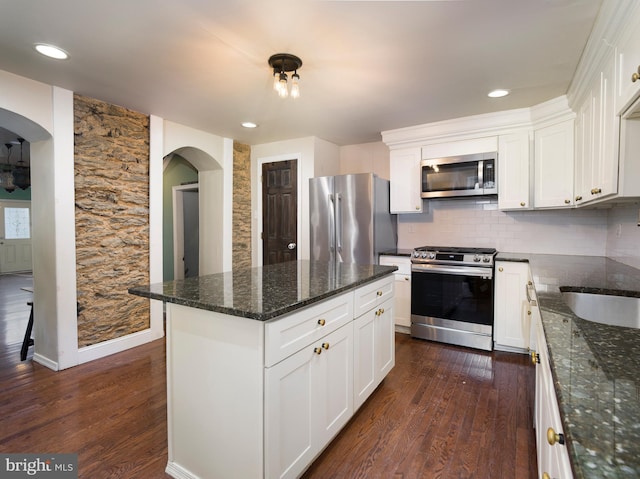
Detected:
[
  {"left": 0, "top": 143, "right": 16, "bottom": 193},
  {"left": 12, "top": 138, "right": 30, "bottom": 190}
]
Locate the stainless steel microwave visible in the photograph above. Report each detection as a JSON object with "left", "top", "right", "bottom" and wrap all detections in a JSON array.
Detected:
[{"left": 420, "top": 152, "right": 497, "bottom": 199}]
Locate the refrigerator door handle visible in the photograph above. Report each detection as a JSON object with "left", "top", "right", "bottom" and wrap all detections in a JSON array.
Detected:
[
  {"left": 329, "top": 194, "right": 335, "bottom": 253},
  {"left": 336, "top": 193, "right": 342, "bottom": 252}
]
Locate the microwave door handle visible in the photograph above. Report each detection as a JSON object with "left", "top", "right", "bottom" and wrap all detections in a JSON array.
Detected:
[{"left": 478, "top": 160, "right": 484, "bottom": 189}]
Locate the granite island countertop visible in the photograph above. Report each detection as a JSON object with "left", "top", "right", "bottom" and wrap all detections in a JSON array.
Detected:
[
  {"left": 497, "top": 253, "right": 640, "bottom": 479},
  {"left": 129, "top": 260, "right": 397, "bottom": 321}
]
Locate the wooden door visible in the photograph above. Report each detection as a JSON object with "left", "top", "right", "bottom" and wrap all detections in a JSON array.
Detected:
[{"left": 262, "top": 160, "right": 297, "bottom": 265}]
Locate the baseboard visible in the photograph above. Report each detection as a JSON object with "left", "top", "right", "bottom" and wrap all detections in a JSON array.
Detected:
[
  {"left": 493, "top": 343, "right": 529, "bottom": 354},
  {"left": 77, "top": 327, "right": 165, "bottom": 364},
  {"left": 33, "top": 353, "right": 59, "bottom": 371},
  {"left": 395, "top": 325, "right": 411, "bottom": 335},
  {"left": 165, "top": 461, "right": 198, "bottom": 479}
]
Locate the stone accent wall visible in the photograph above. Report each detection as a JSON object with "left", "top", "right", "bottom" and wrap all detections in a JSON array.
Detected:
[
  {"left": 232, "top": 141, "right": 252, "bottom": 270},
  {"left": 74, "top": 94, "right": 150, "bottom": 348}
]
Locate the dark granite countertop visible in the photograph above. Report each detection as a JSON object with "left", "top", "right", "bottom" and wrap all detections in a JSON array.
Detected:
[
  {"left": 129, "top": 260, "right": 397, "bottom": 321},
  {"left": 497, "top": 253, "right": 640, "bottom": 479}
]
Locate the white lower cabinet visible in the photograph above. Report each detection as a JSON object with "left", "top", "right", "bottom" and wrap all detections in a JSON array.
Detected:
[
  {"left": 353, "top": 297, "right": 395, "bottom": 410},
  {"left": 532, "top": 308, "right": 573, "bottom": 479},
  {"left": 494, "top": 261, "right": 532, "bottom": 352},
  {"left": 265, "top": 322, "right": 353, "bottom": 479},
  {"left": 378, "top": 255, "right": 411, "bottom": 328}
]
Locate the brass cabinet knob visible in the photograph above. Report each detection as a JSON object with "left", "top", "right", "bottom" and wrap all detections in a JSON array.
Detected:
[
  {"left": 542, "top": 473, "right": 551, "bottom": 479},
  {"left": 575, "top": 195, "right": 583, "bottom": 201},
  {"left": 633, "top": 72, "right": 639, "bottom": 83},
  {"left": 520, "top": 202, "right": 526, "bottom": 207},
  {"left": 379, "top": 308, "right": 385, "bottom": 314},
  {"left": 375, "top": 309, "right": 380, "bottom": 317},
  {"left": 404, "top": 276, "right": 410, "bottom": 281},
  {"left": 318, "top": 319, "right": 326, "bottom": 326},
  {"left": 498, "top": 267, "right": 504, "bottom": 272},
  {"left": 376, "top": 291, "right": 383, "bottom": 296},
  {"left": 564, "top": 199, "right": 570, "bottom": 204},
  {"left": 527, "top": 310, "right": 532, "bottom": 316},
  {"left": 547, "top": 427, "right": 565, "bottom": 446},
  {"left": 415, "top": 205, "right": 421, "bottom": 210},
  {"left": 531, "top": 351, "right": 539, "bottom": 365},
  {"left": 314, "top": 347, "right": 322, "bottom": 355},
  {"left": 591, "top": 187, "right": 602, "bottom": 195},
  {"left": 322, "top": 342, "right": 330, "bottom": 350}
]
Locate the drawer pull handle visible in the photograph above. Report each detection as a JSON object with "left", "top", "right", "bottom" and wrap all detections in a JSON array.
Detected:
[
  {"left": 313, "top": 347, "right": 322, "bottom": 355},
  {"left": 317, "top": 319, "right": 326, "bottom": 326},
  {"left": 379, "top": 308, "right": 385, "bottom": 315},
  {"left": 520, "top": 201, "right": 526, "bottom": 207},
  {"left": 575, "top": 195, "right": 583, "bottom": 201},
  {"left": 564, "top": 199, "right": 570, "bottom": 204},
  {"left": 633, "top": 71, "right": 639, "bottom": 83},
  {"left": 322, "top": 342, "right": 330, "bottom": 350},
  {"left": 547, "top": 427, "right": 565, "bottom": 446},
  {"left": 498, "top": 267, "right": 503, "bottom": 272},
  {"left": 376, "top": 291, "right": 383, "bottom": 296}
]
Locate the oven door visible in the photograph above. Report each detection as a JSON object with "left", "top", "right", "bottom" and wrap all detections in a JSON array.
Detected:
[{"left": 411, "top": 263, "right": 494, "bottom": 325}]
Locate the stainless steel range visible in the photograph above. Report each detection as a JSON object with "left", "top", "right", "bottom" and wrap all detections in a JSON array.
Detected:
[{"left": 410, "top": 246, "right": 497, "bottom": 351}]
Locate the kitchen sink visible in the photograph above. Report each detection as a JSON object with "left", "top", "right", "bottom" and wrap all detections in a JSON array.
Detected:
[{"left": 562, "top": 292, "right": 640, "bottom": 329}]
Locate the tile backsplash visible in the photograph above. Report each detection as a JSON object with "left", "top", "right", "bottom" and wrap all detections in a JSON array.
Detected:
[{"left": 397, "top": 199, "right": 636, "bottom": 261}]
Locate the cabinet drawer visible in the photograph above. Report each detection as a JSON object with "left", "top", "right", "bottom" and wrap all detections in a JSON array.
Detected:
[
  {"left": 379, "top": 255, "right": 411, "bottom": 275},
  {"left": 265, "top": 292, "right": 353, "bottom": 367},
  {"left": 354, "top": 275, "right": 394, "bottom": 318}
]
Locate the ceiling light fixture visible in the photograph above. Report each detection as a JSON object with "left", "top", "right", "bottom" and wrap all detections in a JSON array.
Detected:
[
  {"left": 488, "top": 89, "right": 510, "bottom": 98},
  {"left": 241, "top": 122, "right": 258, "bottom": 129},
  {"left": 0, "top": 143, "right": 15, "bottom": 193},
  {"left": 12, "top": 138, "right": 30, "bottom": 190},
  {"left": 34, "top": 43, "right": 69, "bottom": 60},
  {"left": 268, "top": 53, "right": 302, "bottom": 99}
]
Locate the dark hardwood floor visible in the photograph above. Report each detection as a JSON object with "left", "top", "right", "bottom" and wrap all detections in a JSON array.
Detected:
[{"left": 1, "top": 273, "right": 536, "bottom": 478}]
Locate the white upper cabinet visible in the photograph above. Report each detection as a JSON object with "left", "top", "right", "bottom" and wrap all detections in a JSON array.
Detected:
[
  {"left": 616, "top": 11, "right": 640, "bottom": 114},
  {"left": 498, "top": 132, "right": 531, "bottom": 210},
  {"left": 534, "top": 119, "right": 575, "bottom": 208},
  {"left": 574, "top": 53, "right": 619, "bottom": 206},
  {"left": 389, "top": 147, "right": 423, "bottom": 213}
]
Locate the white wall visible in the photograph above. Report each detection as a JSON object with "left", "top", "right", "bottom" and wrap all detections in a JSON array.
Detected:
[
  {"left": 339, "top": 141, "right": 390, "bottom": 180},
  {"left": 606, "top": 204, "right": 640, "bottom": 268}
]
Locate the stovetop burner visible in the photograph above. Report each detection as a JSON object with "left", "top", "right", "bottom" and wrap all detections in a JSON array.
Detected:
[{"left": 411, "top": 245, "right": 497, "bottom": 266}]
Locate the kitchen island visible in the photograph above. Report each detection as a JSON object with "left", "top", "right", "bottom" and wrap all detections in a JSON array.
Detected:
[
  {"left": 129, "top": 260, "right": 397, "bottom": 479},
  {"left": 497, "top": 253, "right": 640, "bottom": 479}
]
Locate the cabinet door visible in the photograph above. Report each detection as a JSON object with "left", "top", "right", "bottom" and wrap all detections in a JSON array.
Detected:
[
  {"left": 315, "top": 324, "right": 354, "bottom": 447},
  {"left": 534, "top": 120, "right": 575, "bottom": 208},
  {"left": 498, "top": 132, "right": 532, "bottom": 210},
  {"left": 599, "top": 54, "right": 619, "bottom": 199},
  {"left": 379, "top": 256, "right": 411, "bottom": 328},
  {"left": 494, "top": 261, "right": 530, "bottom": 351},
  {"left": 376, "top": 298, "right": 395, "bottom": 380},
  {"left": 265, "top": 345, "right": 316, "bottom": 479},
  {"left": 616, "top": 15, "right": 640, "bottom": 114},
  {"left": 353, "top": 307, "right": 377, "bottom": 410},
  {"left": 353, "top": 298, "right": 395, "bottom": 411},
  {"left": 389, "top": 148, "right": 423, "bottom": 213}
]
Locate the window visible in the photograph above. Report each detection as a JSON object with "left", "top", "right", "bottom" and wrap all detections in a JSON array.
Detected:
[{"left": 4, "top": 207, "right": 31, "bottom": 239}]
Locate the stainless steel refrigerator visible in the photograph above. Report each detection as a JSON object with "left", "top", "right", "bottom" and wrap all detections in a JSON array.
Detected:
[{"left": 309, "top": 173, "right": 397, "bottom": 264}]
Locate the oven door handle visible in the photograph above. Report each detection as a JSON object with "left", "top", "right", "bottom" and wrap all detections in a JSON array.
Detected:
[{"left": 411, "top": 263, "right": 493, "bottom": 279}]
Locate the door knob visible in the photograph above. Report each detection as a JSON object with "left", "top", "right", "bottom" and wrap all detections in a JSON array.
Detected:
[{"left": 287, "top": 242, "right": 296, "bottom": 250}]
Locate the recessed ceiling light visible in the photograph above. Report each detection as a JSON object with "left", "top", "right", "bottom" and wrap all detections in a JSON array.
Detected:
[
  {"left": 34, "top": 43, "right": 69, "bottom": 60},
  {"left": 241, "top": 122, "right": 258, "bottom": 128},
  {"left": 488, "top": 89, "right": 509, "bottom": 98}
]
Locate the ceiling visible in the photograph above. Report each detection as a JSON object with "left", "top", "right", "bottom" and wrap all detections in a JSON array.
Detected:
[{"left": 0, "top": 0, "right": 603, "bottom": 147}]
